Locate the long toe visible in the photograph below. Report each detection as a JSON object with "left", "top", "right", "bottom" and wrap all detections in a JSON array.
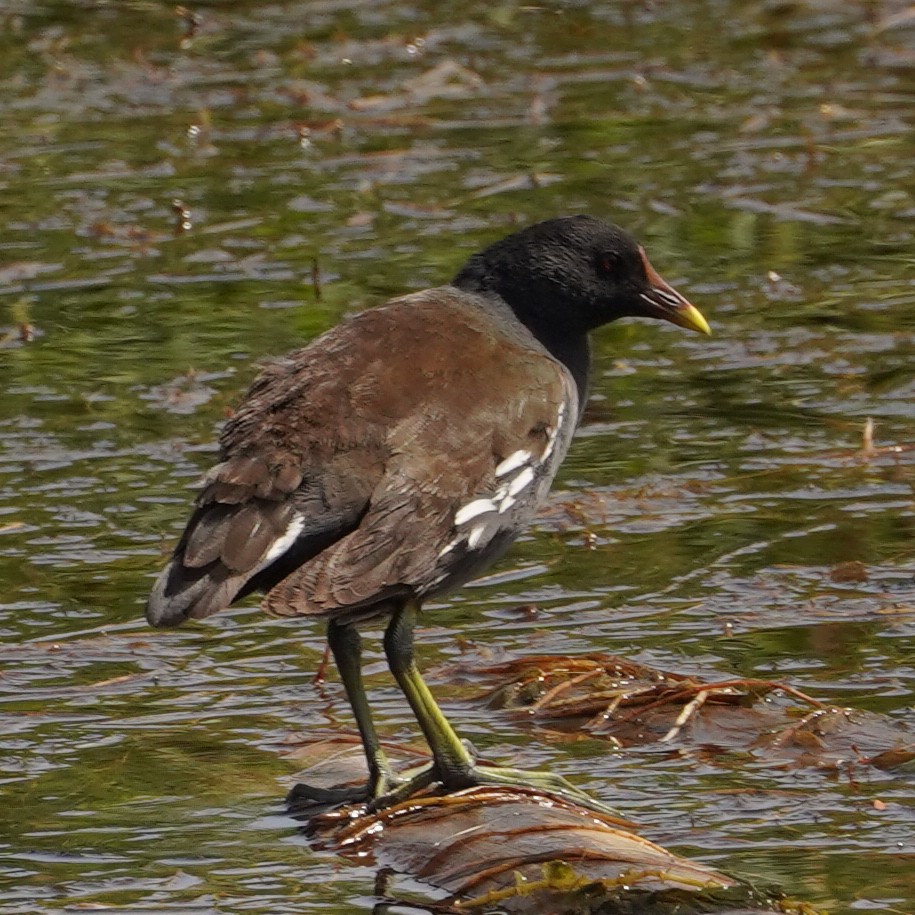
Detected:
[
  {"left": 457, "top": 763, "right": 622, "bottom": 819},
  {"left": 286, "top": 780, "right": 371, "bottom": 815},
  {"left": 367, "top": 763, "right": 438, "bottom": 812},
  {"left": 365, "top": 759, "right": 620, "bottom": 820}
]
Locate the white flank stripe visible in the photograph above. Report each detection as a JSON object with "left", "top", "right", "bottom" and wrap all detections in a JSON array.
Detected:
[
  {"left": 263, "top": 515, "right": 305, "bottom": 564},
  {"left": 542, "top": 401, "right": 566, "bottom": 462},
  {"left": 507, "top": 466, "right": 536, "bottom": 497},
  {"left": 437, "top": 537, "right": 460, "bottom": 558},
  {"left": 495, "top": 449, "right": 531, "bottom": 478},
  {"left": 454, "top": 498, "right": 496, "bottom": 526},
  {"left": 467, "top": 523, "right": 489, "bottom": 549}
]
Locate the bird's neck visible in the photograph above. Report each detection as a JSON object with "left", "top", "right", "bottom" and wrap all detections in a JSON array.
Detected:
[
  {"left": 451, "top": 280, "right": 592, "bottom": 417},
  {"left": 535, "top": 328, "right": 591, "bottom": 418},
  {"left": 490, "top": 293, "right": 592, "bottom": 415}
]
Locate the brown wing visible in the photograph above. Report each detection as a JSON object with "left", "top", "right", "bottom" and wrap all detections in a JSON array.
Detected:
[
  {"left": 146, "top": 287, "right": 572, "bottom": 628},
  {"left": 263, "top": 299, "right": 575, "bottom": 621}
]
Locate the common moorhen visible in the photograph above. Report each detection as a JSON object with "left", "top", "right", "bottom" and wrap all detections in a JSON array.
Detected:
[{"left": 146, "top": 215, "right": 710, "bottom": 812}]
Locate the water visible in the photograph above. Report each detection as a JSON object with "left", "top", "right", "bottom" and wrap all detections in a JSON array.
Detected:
[{"left": 1, "top": 2, "right": 913, "bottom": 912}]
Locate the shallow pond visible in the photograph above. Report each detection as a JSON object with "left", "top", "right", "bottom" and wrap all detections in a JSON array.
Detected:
[{"left": 1, "top": 2, "right": 913, "bottom": 913}]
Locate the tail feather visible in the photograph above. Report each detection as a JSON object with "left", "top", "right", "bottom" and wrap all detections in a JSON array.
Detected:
[
  {"left": 146, "top": 559, "right": 243, "bottom": 628},
  {"left": 144, "top": 448, "right": 372, "bottom": 629}
]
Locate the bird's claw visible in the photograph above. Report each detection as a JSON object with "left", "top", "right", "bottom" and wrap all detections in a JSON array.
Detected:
[
  {"left": 287, "top": 757, "right": 616, "bottom": 820},
  {"left": 286, "top": 766, "right": 407, "bottom": 815},
  {"left": 466, "top": 764, "right": 620, "bottom": 818}
]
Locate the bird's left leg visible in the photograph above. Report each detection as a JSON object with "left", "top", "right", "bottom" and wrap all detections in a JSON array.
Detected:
[{"left": 288, "top": 620, "right": 400, "bottom": 809}]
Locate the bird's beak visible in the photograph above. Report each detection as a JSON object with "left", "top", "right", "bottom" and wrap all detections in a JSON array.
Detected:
[{"left": 637, "top": 247, "right": 711, "bottom": 336}]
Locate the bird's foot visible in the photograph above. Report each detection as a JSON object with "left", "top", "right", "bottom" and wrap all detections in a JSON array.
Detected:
[
  {"left": 287, "top": 751, "right": 617, "bottom": 820},
  {"left": 445, "top": 762, "right": 620, "bottom": 818},
  {"left": 287, "top": 781, "right": 369, "bottom": 812},
  {"left": 365, "top": 763, "right": 438, "bottom": 811},
  {"left": 286, "top": 767, "right": 404, "bottom": 815},
  {"left": 365, "top": 757, "right": 618, "bottom": 819}
]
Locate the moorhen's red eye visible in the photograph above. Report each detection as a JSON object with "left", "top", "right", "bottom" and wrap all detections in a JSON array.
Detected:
[{"left": 597, "top": 254, "right": 616, "bottom": 275}]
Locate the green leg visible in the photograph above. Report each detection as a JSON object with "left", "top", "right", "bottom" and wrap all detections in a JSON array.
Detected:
[
  {"left": 383, "top": 599, "right": 477, "bottom": 787},
  {"left": 288, "top": 621, "right": 398, "bottom": 809},
  {"left": 379, "top": 600, "right": 618, "bottom": 816},
  {"left": 328, "top": 620, "right": 400, "bottom": 796}
]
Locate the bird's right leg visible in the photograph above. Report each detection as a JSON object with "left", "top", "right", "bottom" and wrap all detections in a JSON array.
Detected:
[
  {"left": 287, "top": 620, "right": 399, "bottom": 809},
  {"left": 375, "top": 599, "right": 619, "bottom": 817}
]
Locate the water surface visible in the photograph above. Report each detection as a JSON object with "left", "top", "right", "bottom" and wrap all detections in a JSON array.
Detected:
[{"left": 1, "top": 2, "right": 913, "bottom": 913}]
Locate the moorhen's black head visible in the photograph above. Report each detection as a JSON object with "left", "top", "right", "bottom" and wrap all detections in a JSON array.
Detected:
[{"left": 452, "top": 215, "right": 710, "bottom": 343}]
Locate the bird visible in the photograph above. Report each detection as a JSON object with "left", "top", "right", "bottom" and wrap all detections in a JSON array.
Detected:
[{"left": 146, "top": 215, "right": 710, "bottom": 813}]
